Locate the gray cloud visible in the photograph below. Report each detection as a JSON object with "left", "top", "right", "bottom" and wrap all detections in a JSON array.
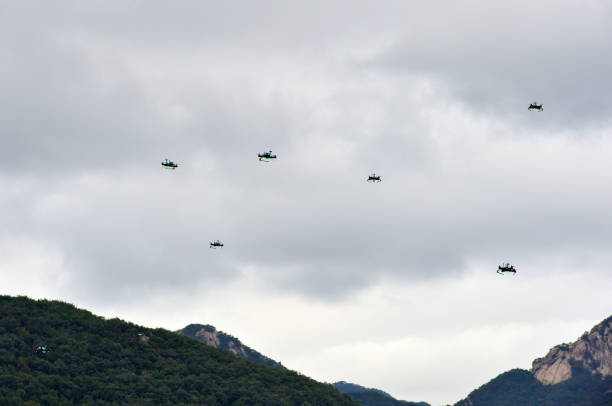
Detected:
[
  {"left": 2, "top": 2, "right": 612, "bottom": 403},
  {"left": 366, "top": 1, "right": 612, "bottom": 128}
]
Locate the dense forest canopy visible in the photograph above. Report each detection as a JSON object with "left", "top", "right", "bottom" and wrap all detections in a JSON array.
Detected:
[{"left": 0, "top": 295, "right": 360, "bottom": 406}]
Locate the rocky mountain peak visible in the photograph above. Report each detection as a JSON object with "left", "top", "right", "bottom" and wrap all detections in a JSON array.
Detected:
[
  {"left": 531, "top": 314, "right": 612, "bottom": 385},
  {"left": 176, "top": 323, "right": 285, "bottom": 369},
  {"left": 179, "top": 324, "right": 222, "bottom": 348}
]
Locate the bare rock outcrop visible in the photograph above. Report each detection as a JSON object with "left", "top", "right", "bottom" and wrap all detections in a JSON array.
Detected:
[
  {"left": 193, "top": 328, "right": 220, "bottom": 347},
  {"left": 176, "top": 323, "right": 286, "bottom": 369},
  {"left": 531, "top": 315, "right": 612, "bottom": 385}
]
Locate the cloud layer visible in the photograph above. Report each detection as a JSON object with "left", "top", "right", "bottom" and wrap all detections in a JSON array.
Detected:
[{"left": 2, "top": 1, "right": 612, "bottom": 404}]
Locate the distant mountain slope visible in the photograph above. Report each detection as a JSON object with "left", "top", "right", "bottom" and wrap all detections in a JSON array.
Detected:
[
  {"left": 333, "top": 381, "right": 430, "bottom": 406},
  {"left": 177, "top": 323, "right": 285, "bottom": 369},
  {"left": 0, "top": 295, "right": 360, "bottom": 406},
  {"left": 454, "top": 314, "right": 612, "bottom": 406}
]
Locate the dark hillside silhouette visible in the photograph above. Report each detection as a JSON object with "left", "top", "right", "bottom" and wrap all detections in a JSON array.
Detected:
[{"left": 0, "top": 295, "right": 359, "bottom": 406}]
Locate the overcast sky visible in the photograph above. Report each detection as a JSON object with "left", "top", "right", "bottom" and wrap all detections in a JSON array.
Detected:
[{"left": 2, "top": 1, "right": 612, "bottom": 404}]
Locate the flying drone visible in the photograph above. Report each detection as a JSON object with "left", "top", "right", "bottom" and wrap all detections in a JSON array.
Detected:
[
  {"left": 367, "top": 173, "right": 381, "bottom": 183},
  {"left": 35, "top": 345, "right": 49, "bottom": 354},
  {"left": 210, "top": 240, "right": 224, "bottom": 249},
  {"left": 161, "top": 159, "right": 178, "bottom": 169},
  {"left": 258, "top": 150, "right": 277, "bottom": 161},
  {"left": 528, "top": 102, "right": 543, "bottom": 112},
  {"left": 497, "top": 263, "right": 516, "bottom": 275}
]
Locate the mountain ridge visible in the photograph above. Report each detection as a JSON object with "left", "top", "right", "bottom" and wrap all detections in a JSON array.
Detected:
[
  {"left": 333, "top": 381, "right": 431, "bottom": 406},
  {"left": 177, "top": 325, "right": 432, "bottom": 405},
  {"left": 531, "top": 314, "right": 612, "bottom": 385},
  {"left": 0, "top": 295, "right": 359, "bottom": 405},
  {"left": 454, "top": 314, "right": 612, "bottom": 406},
  {"left": 176, "top": 323, "right": 285, "bottom": 370}
]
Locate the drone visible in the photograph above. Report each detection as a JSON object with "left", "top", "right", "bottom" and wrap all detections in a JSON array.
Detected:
[
  {"left": 367, "top": 173, "right": 381, "bottom": 183},
  {"left": 258, "top": 150, "right": 277, "bottom": 161},
  {"left": 210, "top": 240, "right": 224, "bottom": 249},
  {"left": 161, "top": 159, "right": 178, "bottom": 169},
  {"left": 497, "top": 263, "right": 517, "bottom": 275},
  {"left": 35, "top": 345, "right": 49, "bottom": 354},
  {"left": 528, "top": 102, "right": 543, "bottom": 112}
]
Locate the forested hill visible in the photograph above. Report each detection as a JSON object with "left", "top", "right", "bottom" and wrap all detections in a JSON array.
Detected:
[
  {"left": 0, "top": 295, "right": 360, "bottom": 406},
  {"left": 333, "top": 381, "right": 430, "bottom": 406}
]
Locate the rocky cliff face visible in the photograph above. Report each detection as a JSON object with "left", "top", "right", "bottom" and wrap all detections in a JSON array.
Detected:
[
  {"left": 531, "top": 315, "right": 612, "bottom": 385},
  {"left": 176, "top": 323, "right": 285, "bottom": 369},
  {"left": 182, "top": 325, "right": 220, "bottom": 347}
]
